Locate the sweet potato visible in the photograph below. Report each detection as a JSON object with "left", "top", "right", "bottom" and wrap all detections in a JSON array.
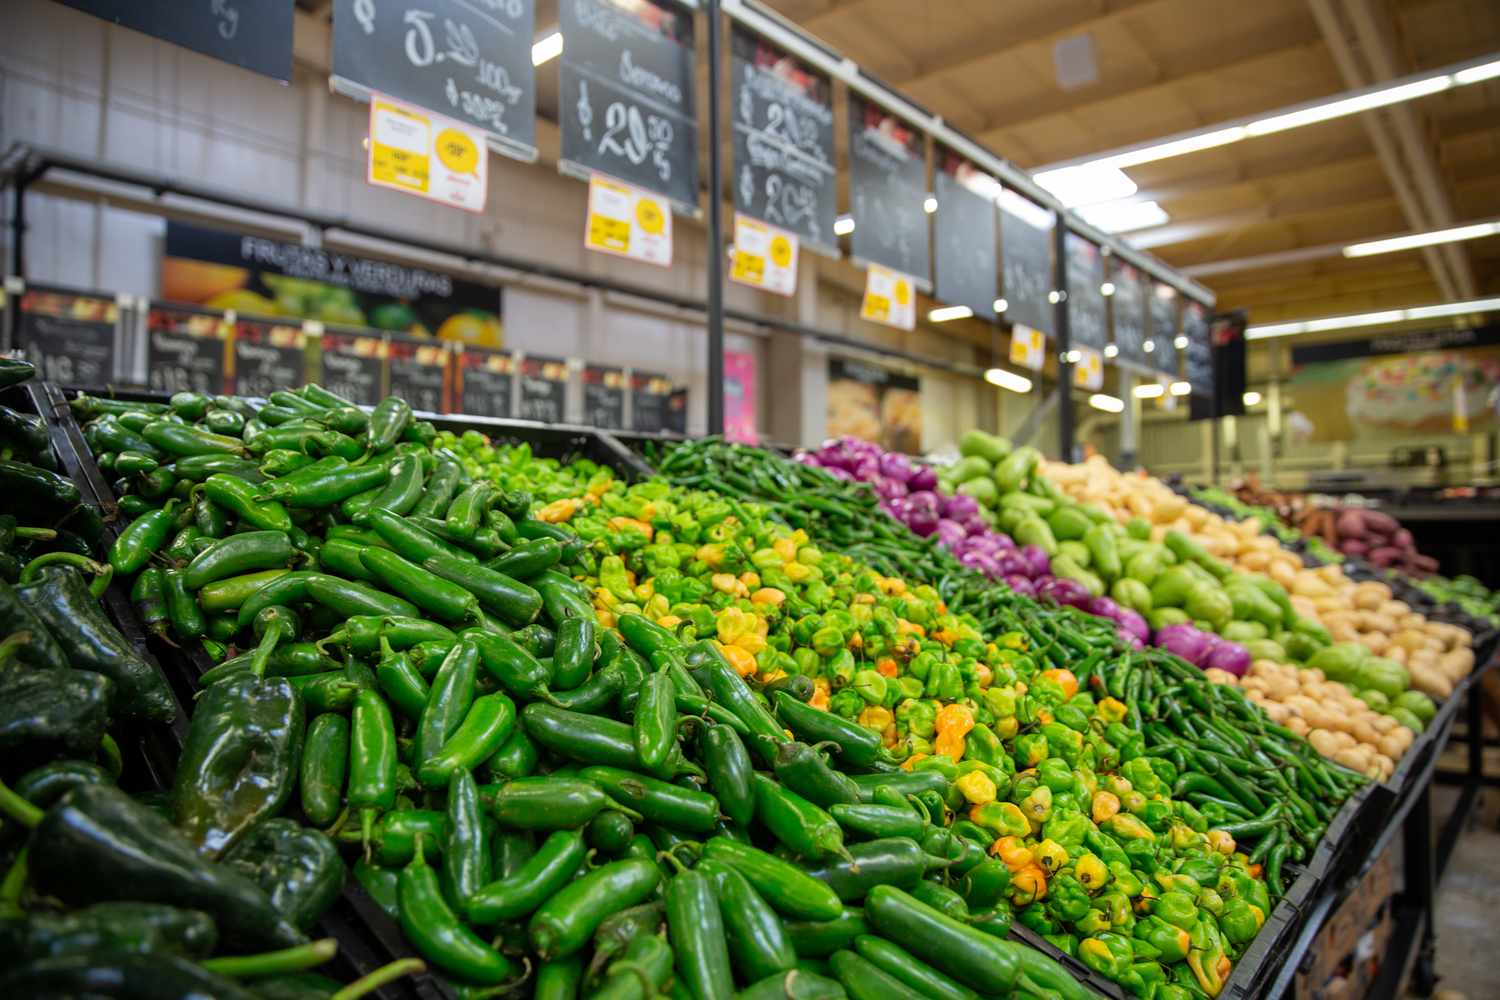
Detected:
[
  {"left": 1363, "top": 510, "right": 1400, "bottom": 536},
  {"left": 1367, "top": 546, "right": 1403, "bottom": 567},
  {"left": 1337, "top": 509, "right": 1367, "bottom": 539}
]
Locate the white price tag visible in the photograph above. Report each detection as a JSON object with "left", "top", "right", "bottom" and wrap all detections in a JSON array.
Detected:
[
  {"left": 730, "top": 214, "right": 798, "bottom": 297},
  {"left": 1009, "top": 324, "right": 1046, "bottom": 372},
  {"left": 859, "top": 264, "right": 915, "bottom": 331},
  {"left": 584, "top": 175, "right": 673, "bottom": 268},
  {"left": 1073, "top": 346, "right": 1104, "bottom": 391},
  {"left": 367, "top": 94, "right": 489, "bottom": 213}
]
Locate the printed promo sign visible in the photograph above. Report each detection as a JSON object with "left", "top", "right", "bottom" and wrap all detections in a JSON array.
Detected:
[
  {"left": 859, "top": 265, "right": 915, "bottom": 331},
  {"left": 368, "top": 95, "right": 489, "bottom": 213},
  {"left": 730, "top": 214, "right": 797, "bottom": 296},
  {"left": 584, "top": 175, "right": 673, "bottom": 267}
]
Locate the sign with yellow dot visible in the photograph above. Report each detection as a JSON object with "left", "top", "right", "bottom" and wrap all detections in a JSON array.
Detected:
[
  {"left": 1072, "top": 346, "right": 1105, "bottom": 391},
  {"left": 1010, "top": 324, "right": 1047, "bottom": 372},
  {"left": 730, "top": 214, "right": 799, "bottom": 297},
  {"left": 367, "top": 94, "right": 488, "bottom": 213},
  {"left": 584, "top": 174, "right": 673, "bottom": 267},
  {"left": 860, "top": 264, "right": 916, "bottom": 331}
]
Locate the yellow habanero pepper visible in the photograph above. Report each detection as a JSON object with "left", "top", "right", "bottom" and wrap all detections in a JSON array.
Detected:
[
  {"left": 989, "top": 836, "right": 1033, "bottom": 870},
  {"left": 1092, "top": 791, "right": 1122, "bottom": 824},
  {"left": 955, "top": 771, "right": 997, "bottom": 807},
  {"left": 858, "top": 705, "right": 894, "bottom": 732},
  {"left": 1075, "top": 853, "right": 1109, "bottom": 891},
  {"left": 751, "top": 587, "right": 785, "bottom": 606},
  {"left": 1034, "top": 839, "right": 1069, "bottom": 874},
  {"left": 1010, "top": 864, "right": 1049, "bottom": 905},
  {"left": 1097, "top": 697, "right": 1128, "bottom": 723},
  {"left": 716, "top": 643, "right": 758, "bottom": 678},
  {"left": 609, "top": 516, "right": 653, "bottom": 540},
  {"left": 1205, "top": 829, "right": 1236, "bottom": 855},
  {"left": 538, "top": 498, "right": 581, "bottom": 523}
]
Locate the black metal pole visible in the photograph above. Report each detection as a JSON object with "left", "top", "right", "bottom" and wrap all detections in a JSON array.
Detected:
[
  {"left": 10, "top": 172, "right": 27, "bottom": 279},
  {"left": 704, "top": 0, "right": 726, "bottom": 436},
  {"left": 1053, "top": 223, "right": 1074, "bottom": 461}
]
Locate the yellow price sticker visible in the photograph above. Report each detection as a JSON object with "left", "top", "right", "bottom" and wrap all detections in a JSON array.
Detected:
[
  {"left": 636, "top": 198, "right": 666, "bottom": 235},
  {"left": 436, "top": 128, "right": 479, "bottom": 173},
  {"left": 893, "top": 280, "right": 911, "bottom": 306},
  {"left": 588, "top": 215, "right": 631, "bottom": 252},
  {"left": 769, "top": 235, "right": 793, "bottom": 268},
  {"left": 732, "top": 251, "right": 765, "bottom": 283}
]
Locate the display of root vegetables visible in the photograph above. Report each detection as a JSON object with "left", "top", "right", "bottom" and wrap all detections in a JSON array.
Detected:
[{"left": 1298, "top": 505, "right": 1438, "bottom": 575}]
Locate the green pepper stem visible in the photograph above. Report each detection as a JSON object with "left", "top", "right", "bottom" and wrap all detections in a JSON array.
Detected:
[
  {"left": 19, "top": 552, "right": 114, "bottom": 598},
  {"left": 0, "top": 779, "right": 43, "bottom": 829},
  {"left": 328, "top": 958, "right": 428, "bottom": 1000},
  {"left": 201, "top": 937, "right": 338, "bottom": 978},
  {"left": 0, "top": 846, "right": 28, "bottom": 905},
  {"left": 13, "top": 527, "right": 56, "bottom": 541},
  {"left": 97, "top": 733, "right": 124, "bottom": 779},
  {"left": 248, "top": 619, "right": 287, "bottom": 680}
]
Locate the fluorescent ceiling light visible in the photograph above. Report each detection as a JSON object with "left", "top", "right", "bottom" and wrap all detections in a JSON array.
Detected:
[
  {"left": 1089, "top": 394, "right": 1125, "bottom": 413},
  {"left": 1455, "top": 58, "right": 1500, "bottom": 84},
  {"left": 1134, "top": 383, "right": 1165, "bottom": 398},
  {"left": 1100, "top": 282, "right": 1116, "bottom": 297},
  {"left": 1246, "top": 296, "right": 1500, "bottom": 339},
  {"left": 1105, "top": 127, "right": 1248, "bottom": 169},
  {"left": 929, "top": 305, "right": 973, "bottom": 322},
  {"left": 923, "top": 196, "right": 938, "bottom": 214},
  {"left": 1343, "top": 219, "right": 1500, "bottom": 257},
  {"left": 1032, "top": 164, "right": 1137, "bottom": 208},
  {"left": 532, "top": 31, "right": 563, "bottom": 65},
  {"left": 1173, "top": 335, "right": 1188, "bottom": 349},
  {"left": 1103, "top": 344, "right": 1119, "bottom": 358},
  {"left": 1170, "top": 381, "right": 1191, "bottom": 396},
  {"left": 1245, "top": 76, "right": 1453, "bottom": 136},
  {"left": 985, "top": 368, "right": 1033, "bottom": 393},
  {"left": 834, "top": 215, "right": 855, "bottom": 236},
  {"left": 1077, "top": 199, "right": 1170, "bottom": 234},
  {"left": 1243, "top": 391, "right": 1263, "bottom": 406},
  {"left": 993, "top": 298, "right": 1009, "bottom": 313}
]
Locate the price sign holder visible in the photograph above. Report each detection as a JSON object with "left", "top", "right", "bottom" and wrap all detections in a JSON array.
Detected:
[
  {"left": 1072, "top": 347, "right": 1104, "bottom": 391},
  {"left": 386, "top": 335, "right": 450, "bottom": 414},
  {"left": 367, "top": 95, "right": 489, "bottom": 213},
  {"left": 315, "top": 324, "right": 386, "bottom": 407},
  {"left": 518, "top": 354, "right": 570, "bottom": 424},
  {"left": 14, "top": 282, "right": 124, "bottom": 389},
  {"left": 729, "top": 214, "right": 797, "bottom": 296},
  {"left": 1010, "top": 324, "right": 1047, "bottom": 372},
  {"left": 582, "top": 364, "right": 626, "bottom": 430},
  {"left": 454, "top": 346, "right": 516, "bottom": 419},
  {"left": 585, "top": 175, "right": 673, "bottom": 267},
  {"left": 860, "top": 265, "right": 916, "bottom": 331},
  {"left": 229, "top": 318, "right": 308, "bottom": 398},
  {"left": 143, "top": 303, "right": 231, "bottom": 395}
]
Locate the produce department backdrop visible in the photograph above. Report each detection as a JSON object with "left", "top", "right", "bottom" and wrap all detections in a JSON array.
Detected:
[{"left": 161, "top": 221, "right": 504, "bottom": 348}]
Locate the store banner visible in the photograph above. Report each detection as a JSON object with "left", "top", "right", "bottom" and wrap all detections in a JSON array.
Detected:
[
  {"left": 827, "top": 358, "right": 921, "bottom": 454},
  {"left": 518, "top": 355, "right": 570, "bottom": 423},
  {"left": 367, "top": 95, "right": 489, "bottom": 213},
  {"left": 1072, "top": 346, "right": 1104, "bottom": 391},
  {"left": 848, "top": 92, "right": 930, "bottom": 283},
  {"left": 1111, "top": 262, "right": 1149, "bottom": 368},
  {"left": 730, "top": 214, "right": 797, "bottom": 296},
  {"left": 1010, "top": 324, "right": 1047, "bottom": 372},
  {"left": 318, "top": 328, "right": 385, "bottom": 406},
  {"left": 860, "top": 265, "right": 916, "bottom": 331},
  {"left": 387, "top": 335, "right": 449, "bottom": 414},
  {"left": 229, "top": 318, "right": 307, "bottom": 399},
  {"left": 583, "top": 365, "right": 626, "bottom": 430},
  {"left": 162, "top": 221, "right": 503, "bottom": 347},
  {"left": 730, "top": 26, "right": 837, "bottom": 253},
  {"left": 455, "top": 347, "right": 515, "bottom": 419},
  {"left": 62, "top": 0, "right": 294, "bottom": 81},
  {"left": 584, "top": 175, "right": 673, "bottom": 267},
  {"left": 1149, "top": 282, "right": 1180, "bottom": 375},
  {"left": 144, "top": 304, "right": 230, "bottom": 395},
  {"left": 331, "top": 0, "right": 537, "bottom": 161},
  {"left": 933, "top": 152, "right": 999, "bottom": 320},
  {"left": 999, "top": 190, "right": 1054, "bottom": 338},
  {"left": 1065, "top": 232, "right": 1108, "bottom": 352},
  {"left": 724, "top": 350, "right": 758, "bottom": 444},
  {"left": 560, "top": 0, "right": 699, "bottom": 210},
  {"left": 16, "top": 287, "right": 119, "bottom": 388},
  {"left": 1291, "top": 323, "right": 1500, "bottom": 365}
]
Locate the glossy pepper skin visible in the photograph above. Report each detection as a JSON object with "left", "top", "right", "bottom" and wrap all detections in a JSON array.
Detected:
[
  {"left": 399, "top": 837, "right": 517, "bottom": 986},
  {"left": 299, "top": 713, "right": 349, "bottom": 828},
  {"left": 467, "top": 829, "right": 587, "bottom": 925},
  {"left": 349, "top": 688, "right": 399, "bottom": 849},
  {"left": 30, "top": 784, "right": 304, "bottom": 950},
  {"left": 666, "top": 864, "right": 735, "bottom": 1000},
  {"left": 528, "top": 858, "right": 662, "bottom": 960},
  {"left": 0, "top": 951, "right": 259, "bottom": 999},
  {"left": 0, "top": 901, "right": 217, "bottom": 962},
  {"left": 367, "top": 396, "right": 413, "bottom": 453},
  {"left": 701, "top": 722, "right": 756, "bottom": 828},
  {"left": 0, "top": 669, "right": 111, "bottom": 767},
  {"left": 222, "top": 818, "right": 345, "bottom": 931}
]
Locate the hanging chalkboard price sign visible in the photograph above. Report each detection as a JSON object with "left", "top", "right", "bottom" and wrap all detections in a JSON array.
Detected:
[
  {"left": 1065, "top": 232, "right": 1107, "bottom": 351},
  {"left": 1184, "top": 301, "right": 1214, "bottom": 399},
  {"left": 560, "top": 0, "right": 699, "bottom": 211},
  {"left": 730, "top": 26, "right": 837, "bottom": 254},
  {"left": 934, "top": 152, "right": 999, "bottom": 320},
  {"left": 999, "top": 192, "right": 1054, "bottom": 337},
  {"left": 582, "top": 365, "right": 626, "bottom": 429},
  {"left": 231, "top": 319, "right": 307, "bottom": 398},
  {"left": 1111, "top": 262, "right": 1148, "bottom": 368},
  {"left": 456, "top": 347, "right": 514, "bottom": 418},
  {"left": 332, "top": 0, "right": 537, "bottom": 161},
  {"left": 519, "top": 355, "right": 570, "bottom": 424},
  {"left": 847, "top": 93, "right": 930, "bottom": 284},
  {"left": 61, "top": 0, "right": 294, "bottom": 81},
  {"left": 630, "top": 370, "right": 673, "bottom": 433},
  {"left": 144, "top": 304, "right": 229, "bottom": 395},
  {"left": 319, "top": 329, "right": 384, "bottom": 406},
  {"left": 16, "top": 287, "right": 119, "bottom": 389},
  {"left": 1150, "top": 283, "right": 1180, "bottom": 376},
  {"left": 387, "top": 336, "right": 449, "bottom": 413},
  {"left": 665, "top": 388, "right": 689, "bottom": 435}
]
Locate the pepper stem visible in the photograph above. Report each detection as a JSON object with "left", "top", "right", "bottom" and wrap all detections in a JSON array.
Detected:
[
  {"left": 328, "top": 958, "right": 427, "bottom": 1000},
  {"left": 19, "top": 551, "right": 114, "bottom": 597},
  {"left": 248, "top": 619, "right": 287, "bottom": 681},
  {"left": 201, "top": 938, "right": 339, "bottom": 978},
  {"left": 13, "top": 527, "right": 56, "bottom": 542},
  {"left": 0, "top": 845, "right": 28, "bottom": 906},
  {"left": 0, "top": 779, "right": 43, "bottom": 829},
  {"left": 362, "top": 808, "right": 377, "bottom": 864}
]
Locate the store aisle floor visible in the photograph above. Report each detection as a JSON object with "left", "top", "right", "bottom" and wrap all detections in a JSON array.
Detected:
[{"left": 1428, "top": 792, "right": 1500, "bottom": 998}]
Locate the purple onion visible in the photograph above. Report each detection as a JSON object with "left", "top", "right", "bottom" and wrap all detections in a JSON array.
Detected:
[
  {"left": 994, "top": 550, "right": 1031, "bottom": 578},
  {"left": 1087, "top": 596, "right": 1123, "bottom": 621},
  {"left": 942, "top": 493, "right": 981, "bottom": 521},
  {"left": 1154, "top": 624, "right": 1216, "bottom": 668},
  {"left": 794, "top": 451, "right": 820, "bottom": 467},
  {"left": 909, "top": 466, "right": 938, "bottom": 492},
  {"left": 1037, "top": 577, "right": 1092, "bottom": 608},
  {"left": 936, "top": 520, "right": 968, "bottom": 548},
  {"left": 1116, "top": 608, "right": 1150, "bottom": 642},
  {"left": 874, "top": 478, "right": 908, "bottom": 501},
  {"left": 1020, "top": 544, "right": 1051, "bottom": 578},
  {"left": 1206, "top": 641, "right": 1251, "bottom": 676},
  {"left": 879, "top": 452, "right": 916, "bottom": 484},
  {"left": 823, "top": 467, "right": 853, "bottom": 482},
  {"left": 1003, "top": 574, "right": 1037, "bottom": 597}
]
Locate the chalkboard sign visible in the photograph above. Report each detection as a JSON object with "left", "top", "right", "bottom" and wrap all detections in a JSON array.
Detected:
[
  {"left": 630, "top": 370, "right": 673, "bottom": 433},
  {"left": 582, "top": 365, "right": 625, "bottom": 429},
  {"left": 62, "top": 0, "right": 294, "bottom": 81},
  {"left": 145, "top": 305, "right": 228, "bottom": 395},
  {"left": 933, "top": 155, "right": 998, "bottom": 320},
  {"left": 999, "top": 193, "right": 1053, "bottom": 336},
  {"left": 319, "top": 330, "right": 384, "bottom": 406},
  {"left": 848, "top": 93, "right": 930, "bottom": 283},
  {"left": 1149, "top": 283, "right": 1179, "bottom": 376},
  {"left": 730, "top": 26, "right": 836, "bottom": 253},
  {"left": 665, "top": 389, "right": 689, "bottom": 435},
  {"left": 1184, "top": 301, "right": 1214, "bottom": 398},
  {"left": 457, "top": 347, "right": 514, "bottom": 418},
  {"left": 1111, "top": 262, "right": 1148, "bottom": 368},
  {"left": 16, "top": 288, "right": 118, "bottom": 388},
  {"left": 519, "top": 355, "right": 569, "bottom": 424},
  {"left": 560, "top": 0, "right": 698, "bottom": 210},
  {"left": 333, "top": 0, "right": 537, "bottom": 161},
  {"left": 388, "top": 336, "right": 449, "bottom": 413},
  {"left": 231, "top": 319, "right": 307, "bottom": 398},
  {"left": 1065, "top": 232, "right": 1107, "bottom": 351}
]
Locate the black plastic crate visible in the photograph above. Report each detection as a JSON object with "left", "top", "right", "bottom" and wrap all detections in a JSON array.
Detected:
[{"left": 1007, "top": 924, "right": 1124, "bottom": 1000}]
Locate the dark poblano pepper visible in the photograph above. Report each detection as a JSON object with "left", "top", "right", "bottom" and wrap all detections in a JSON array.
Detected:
[
  {"left": 0, "top": 901, "right": 217, "bottom": 963},
  {"left": 0, "top": 669, "right": 112, "bottom": 767},
  {"left": 171, "top": 605, "right": 305, "bottom": 858},
  {"left": 0, "top": 951, "right": 260, "bottom": 999},
  {"left": 0, "top": 579, "right": 69, "bottom": 671},
  {"left": 223, "top": 818, "right": 346, "bottom": 931}
]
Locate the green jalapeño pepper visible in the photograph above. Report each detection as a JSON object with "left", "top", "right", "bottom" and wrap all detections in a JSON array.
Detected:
[{"left": 350, "top": 688, "right": 399, "bottom": 853}]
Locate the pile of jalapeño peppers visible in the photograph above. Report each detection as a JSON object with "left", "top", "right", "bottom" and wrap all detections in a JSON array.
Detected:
[{"left": 44, "top": 383, "right": 1367, "bottom": 1000}]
